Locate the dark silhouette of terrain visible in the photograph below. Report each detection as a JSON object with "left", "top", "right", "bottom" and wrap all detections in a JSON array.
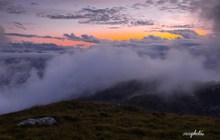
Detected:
[{"left": 86, "top": 81, "right": 220, "bottom": 116}]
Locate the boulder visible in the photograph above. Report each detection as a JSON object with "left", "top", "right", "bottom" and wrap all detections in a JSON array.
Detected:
[{"left": 17, "top": 117, "right": 57, "bottom": 126}]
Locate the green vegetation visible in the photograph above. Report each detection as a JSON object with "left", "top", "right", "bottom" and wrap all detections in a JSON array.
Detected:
[{"left": 0, "top": 100, "right": 219, "bottom": 140}]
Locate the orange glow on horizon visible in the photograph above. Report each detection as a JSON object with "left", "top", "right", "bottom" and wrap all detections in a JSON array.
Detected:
[
  {"left": 193, "top": 29, "right": 209, "bottom": 36},
  {"left": 95, "top": 31, "right": 181, "bottom": 41},
  {"left": 95, "top": 32, "right": 147, "bottom": 40},
  {"left": 9, "top": 28, "right": 208, "bottom": 46}
]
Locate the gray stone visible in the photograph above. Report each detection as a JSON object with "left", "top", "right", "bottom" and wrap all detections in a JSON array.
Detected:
[{"left": 17, "top": 117, "right": 57, "bottom": 126}]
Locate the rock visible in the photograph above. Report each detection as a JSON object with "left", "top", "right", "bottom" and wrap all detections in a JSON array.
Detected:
[{"left": 17, "top": 117, "right": 57, "bottom": 126}]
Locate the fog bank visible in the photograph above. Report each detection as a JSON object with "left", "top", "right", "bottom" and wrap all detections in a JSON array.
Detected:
[{"left": 0, "top": 45, "right": 219, "bottom": 114}]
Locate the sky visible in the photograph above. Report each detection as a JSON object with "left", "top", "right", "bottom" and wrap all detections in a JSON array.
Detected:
[{"left": 0, "top": 0, "right": 211, "bottom": 46}]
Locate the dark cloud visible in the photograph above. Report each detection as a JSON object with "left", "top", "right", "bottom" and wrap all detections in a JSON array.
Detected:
[
  {"left": 45, "top": 14, "right": 87, "bottom": 20},
  {"left": 161, "top": 29, "right": 199, "bottom": 39},
  {"left": 132, "top": 0, "right": 178, "bottom": 10},
  {"left": 132, "top": 0, "right": 198, "bottom": 12},
  {"left": 132, "top": 0, "right": 156, "bottom": 9},
  {"left": 130, "top": 20, "right": 154, "bottom": 26},
  {"left": 64, "top": 33, "right": 100, "bottom": 43},
  {"left": 145, "top": 0, "right": 155, "bottom": 5},
  {"left": 108, "top": 27, "right": 120, "bottom": 29},
  {"left": 0, "top": 0, "right": 25, "bottom": 14},
  {"left": 30, "top": 2, "right": 38, "bottom": 6},
  {"left": 42, "top": 7, "right": 154, "bottom": 26},
  {"left": 13, "top": 22, "right": 27, "bottom": 30},
  {"left": 168, "top": 24, "right": 195, "bottom": 29},
  {"left": 194, "top": 0, "right": 220, "bottom": 33},
  {"left": 5, "top": 33, "right": 64, "bottom": 40},
  {"left": 0, "top": 25, "right": 9, "bottom": 47}
]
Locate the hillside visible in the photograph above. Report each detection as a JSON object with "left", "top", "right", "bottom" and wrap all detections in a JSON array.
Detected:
[
  {"left": 0, "top": 100, "right": 219, "bottom": 140},
  {"left": 86, "top": 80, "right": 220, "bottom": 116}
]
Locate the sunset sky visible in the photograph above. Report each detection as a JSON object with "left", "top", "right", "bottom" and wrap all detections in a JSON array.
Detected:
[{"left": 0, "top": 0, "right": 211, "bottom": 46}]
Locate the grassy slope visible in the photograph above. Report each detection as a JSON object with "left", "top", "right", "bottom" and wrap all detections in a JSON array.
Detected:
[{"left": 0, "top": 100, "right": 219, "bottom": 140}]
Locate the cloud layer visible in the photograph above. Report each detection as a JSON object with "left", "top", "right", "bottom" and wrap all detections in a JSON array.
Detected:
[
  {"left": 64, "top": 33, "right": 100, "bottom": 43},
  {"left": 42, "top": 7, "right": 153, "bottom": 26},
  {"left": 5, "top": 33, "right": 64, "bottom": 40},
  {"left": 0, "top": 41, "right": 220, "bottom": 114},
  {"left": 0, "top": 0, "right": 25, "bottom": 14}
]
